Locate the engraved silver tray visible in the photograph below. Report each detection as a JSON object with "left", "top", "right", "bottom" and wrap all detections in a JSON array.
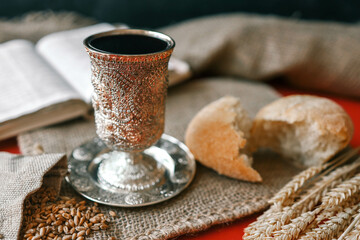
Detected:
[{"left": 66, "top": 134, "right": 196, "bottom": 207}]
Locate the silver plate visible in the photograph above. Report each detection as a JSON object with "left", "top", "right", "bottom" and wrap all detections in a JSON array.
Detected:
[{"left": 66, "top": 134, "right": 196, "bottom": 207}]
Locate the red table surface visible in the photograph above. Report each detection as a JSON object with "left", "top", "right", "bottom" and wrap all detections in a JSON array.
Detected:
[{"left": 0, "top": 84, "right": 359, "bottom": 240}]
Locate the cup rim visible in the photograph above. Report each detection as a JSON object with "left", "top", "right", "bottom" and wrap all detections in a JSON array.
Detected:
[{"left": 83, "top": 28, "right": 175, "bottom": 57}]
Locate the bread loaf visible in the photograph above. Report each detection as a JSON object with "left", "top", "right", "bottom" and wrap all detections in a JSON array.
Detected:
[
  {"left": 185, "top": 96, "right": 262, "bottom": 182},
  {"left": 251, "top": 95, "right": 354, "bottom": 168}
]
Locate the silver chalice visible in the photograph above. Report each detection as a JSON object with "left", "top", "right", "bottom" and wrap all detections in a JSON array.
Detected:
[{"left": 66, "top": 29, "right": 196, "bottom": 207}]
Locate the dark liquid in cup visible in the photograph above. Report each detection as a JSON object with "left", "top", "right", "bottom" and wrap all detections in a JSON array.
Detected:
[{"left": 88, "top": 34, "right": 169, "bottom": 55}]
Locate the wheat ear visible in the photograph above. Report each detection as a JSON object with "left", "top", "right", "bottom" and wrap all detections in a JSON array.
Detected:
[
  {"left": 243, "top": 205, "right": 279, "bottom": 238},
  {"left": 269, "top": 148, "right": 358, "bottom": 207},
  {"left": 276, "top": 156, "right": 360, "bottom": 232},
  {"left": 245, "top": 194, "right": 321, "bottom": 239},
  {"left": 294, "top": 161, "right": 359, "bottom": 233},
  {"left": 345, "top": 231, "right": 360, "bottom": 240},
  {"left": 245, "top": 160, "right": 360, "bottom": 239},
  {"left": 243, "top": 207, "right": 293, "bottom": 239},
  {"left": 303, "top": 203, "right": 359, "bottom": 240},
  {"left": 296, "top": 175, "right": 348, "bottom": 237},
  {"left": 321, "top": 173, "right": 360, "bottom": 208},
  {"left": 276, "top": 176, "right": 345, "bottom": 239},
  {"left": 293, "top": 160, "right": 360, "bottom": 209},
  {"left": 339, "top": 208, "right": 360, "bottom": 240},
  {"left": 269, "top": 165, "right": 325, "bottom": 207},
  {"left": 273, "top": 208, "right": 322, "bottom": 240},
  {"left": 298, "top": 205, "right": 341, "bottom": 239},
  {"left": 344, "top": 223, "right": 360, "bottom": 240},
  {"left": 301, "top": 174, "right": 353, "bottom": 238},
  {"left": 244, "top": 156, "right": 360, "bottom": 240}
]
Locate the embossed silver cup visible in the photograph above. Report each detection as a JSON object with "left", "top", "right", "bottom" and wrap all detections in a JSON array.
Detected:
[
  {"left": 66, "top": 29, "right": 195, "bottom": 207},
  {"left": 84, "top": 29, "right": 174, "bottom": 190}
]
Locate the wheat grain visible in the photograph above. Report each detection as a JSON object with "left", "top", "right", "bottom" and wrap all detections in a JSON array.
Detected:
[
  {"left": 243, "top": 205, "right": 280, "bottom": 238},
  {"left": 109, "top": 211, "right": 117, "bottom": 217},
  {"left": 245, "top": 158, "right": 360, "bottom": 239},
  {"left": 321, "top": 173, "right": 360, "bottom": 208},
  {"left": 301, "top": 203, "right": 351, "bottom": 240},
  {"left": 269, "top": 165, "right": 325, "bottom": 207},
  {"left": 270, "top": 149, "right": 359, "bottom": 208},
  {"left": 274, "top": 168, "right": 348, "bottom": 230},
  {"left": 344, "top": 224, "right": 360, "bottom": 240},
  {"left": 245, "top": 205, "right": 308, "bottom": 238},
  {"left": 21, "top": 187, "right": 114, "bottom": 240},
  {"left": 244, "top": 208, "right": 290, "bottom": 239},
  {"left": 339, "top": 208, "right": 360, "bottom": 240},
  {"left": 293, "top": 168, "right": 358, "bottom": 239},
  {"left": 273, "top": 208, "right": 322, "bottom": 240},
  {"left": 244, "top": 171, "right": 344, "bottom": 239},
  {"left": 320, "top": 206, "right": 357, "bottom": 239},
  {"left": 293, "top": 160, "right": 360, "bottom": 209},
  {"left": 301, "top": 201, "right": 359, "bottom": 240}
]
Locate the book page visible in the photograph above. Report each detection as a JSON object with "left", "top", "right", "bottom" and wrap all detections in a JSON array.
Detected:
[
  {"left": 36, "top": 23, "right": 118, "bottom": 102},
  {"left": 37, "top": 23, "right": 193, "bottom": 101},
  {"left": 0, "top": 40, "right": 82, "bottom": 123}
]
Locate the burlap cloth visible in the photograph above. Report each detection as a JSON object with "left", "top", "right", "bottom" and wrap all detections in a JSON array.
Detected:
[
  {"left": 0, "top": 153, "right": 67, "bottom": 239},
  {"left": 17, "top": 78, "right": 300, "bottom": 239},
  {"left": 160, "top": 14, "right": 360, "bottom": 98}
]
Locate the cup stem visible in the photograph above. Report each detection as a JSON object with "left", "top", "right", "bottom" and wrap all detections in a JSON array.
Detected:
[{"left": 123, "top": 151, "right": 141, "bottom": 164}]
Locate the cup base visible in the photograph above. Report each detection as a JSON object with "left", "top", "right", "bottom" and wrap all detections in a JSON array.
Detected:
[
  {"left": 97, "top": 151, "right": 166, "bottom": 191},
  {"left": 66, "top": 134, "right": 196, "bottom": 207}
]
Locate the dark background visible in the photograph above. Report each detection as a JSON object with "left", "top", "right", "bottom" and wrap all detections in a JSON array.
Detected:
[{"left": 0, "top": 0, "right": 359, "bottom": 28}]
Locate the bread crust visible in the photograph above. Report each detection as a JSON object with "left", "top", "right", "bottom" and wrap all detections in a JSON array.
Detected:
[
  {"left": 251, "top": 95, "right": 354, "bottom": 167},
  {"left": 185, "top": 96, "right": 262, "bottom": 182}
]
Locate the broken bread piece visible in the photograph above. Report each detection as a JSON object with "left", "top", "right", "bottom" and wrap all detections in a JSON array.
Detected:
[
  {"left": 251, "top": 95, "right": 354, "bottom": 168},
  {"left": 185, "top": 96, "right": 262, "bottom": 182}
]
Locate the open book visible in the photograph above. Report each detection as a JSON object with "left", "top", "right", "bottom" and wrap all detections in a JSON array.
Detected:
[{"left": 0, "top": 24, "right": 191, "bottom": 140}]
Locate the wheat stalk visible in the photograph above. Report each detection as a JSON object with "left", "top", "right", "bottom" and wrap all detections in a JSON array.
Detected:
[
  {"left": 269, "top": 165, "right": 325, "bottom": 207},
  {"left": 291, "top": 165, "right": 359, "bottom": 239},
  {"left": 321, "top": 173, "right": 360, "bottom": 208},
  {"left": 339, "top": 208, "right": 360, "bottom": 240},
  {"left": 244, "top": 158, "right": 360, "bottom": 239},
  {"left": 298, "top": 206, "right": 340, "bottom": 239},
  {"left": 273, "top": 208, "right": 322, "bottom": 240},
  {"left": 297, "top": 175, "right": 350, "bottom": 237},
  {"left": 293, "top": 160, "right": 360, "bottom": 209},
  {"left": 344, "top": 223, "right": 360, "bottom": 240},
  {"left": 298, "top": 192, "right": 360, "bottom": 240},
  {"left": 301, "top": 193, "right": 360, "bottom": 239},
  {"left": 244, "top": 153, "right": 360, "bottom": 240},
  {"left": 345, "top": 232, "right": 360, "bottom": 240},
  {"left": 302, "top": 203, "right": 359, "bottom": 240},
  {"left": 243, "top": 210, "right": 287, "bottom": 239},
  {"left": 269, "top": 165, "right": 325, "bottom": 205},
  {"left": 269, "top": 148, "right": 358, "bottom": 207},
  {"left": 243, "top": 207, "right": 293, "bottom": 239},
  {"left": 245, "top": 193, "right": 322, "bottom": 239},
  {"left": 243, "top": 205, "right": 279, "bottom": 238},
  {"left": 272, "top": 177, "right": 346, "bottom": 239}
]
